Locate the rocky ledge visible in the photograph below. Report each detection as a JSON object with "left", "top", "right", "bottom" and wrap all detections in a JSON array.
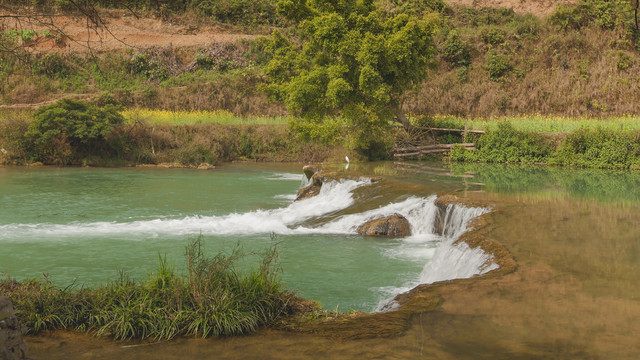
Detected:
[{"left": 0, "top": 297, "right": 29, "bottom": 360}]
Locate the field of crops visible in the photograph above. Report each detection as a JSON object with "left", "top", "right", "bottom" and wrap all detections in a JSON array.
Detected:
[
  {"left": 120, "top": 109, "right": 290, "bottom": 126},
  {"left": 427, "top": 115, "right": 640, "bottom": 133}
]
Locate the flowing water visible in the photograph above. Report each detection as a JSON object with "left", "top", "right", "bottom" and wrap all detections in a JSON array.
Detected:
[
  {"left": 7, "top": 161, "right": 640, "bottom": 359},
  {"left": 0, "top": 163, "right": 492, "bottom": 312}
]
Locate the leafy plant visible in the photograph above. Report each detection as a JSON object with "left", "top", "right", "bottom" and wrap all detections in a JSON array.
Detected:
[
  {"left": 25, "top": 98, "right": 124, "bottom": 164},
  {"left": 441, "top": 30, "right": 472, "bottom": 66},
  {"left": 484, "top": 49, "right": 511, "bottom": 81},
  {"left": 264, "top": 0, "right": 438, "bottom": 159},
  {"left": 480, "top": 26, "right": 506, "bottom": 46}
]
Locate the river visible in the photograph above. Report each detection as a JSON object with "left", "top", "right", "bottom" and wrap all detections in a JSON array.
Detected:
[{"left": 2, "top": 161, "right": 640, "bottom": 359}]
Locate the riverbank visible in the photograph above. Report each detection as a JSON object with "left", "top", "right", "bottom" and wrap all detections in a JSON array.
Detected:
[
  {"left": 14, "top": 161, "right": 640, "bottom": 359},
  {"left": 0, "top": 112, "right": 339, "bottom": 167},
  {"left": 0, "top": 164, "right": 509, "bottom": 345}
]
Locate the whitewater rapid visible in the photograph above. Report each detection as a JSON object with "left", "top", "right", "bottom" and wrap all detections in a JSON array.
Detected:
[{"left": 0, "top": 173, "right": 497, "bottom": 311}]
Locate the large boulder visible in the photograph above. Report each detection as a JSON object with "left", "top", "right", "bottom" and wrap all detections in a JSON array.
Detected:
[
  {"left": 357, "top": 214, "right": 412, "bottom": 237},
  {"left": 0, "top": 297, "right": 29, "bottom": 360}
]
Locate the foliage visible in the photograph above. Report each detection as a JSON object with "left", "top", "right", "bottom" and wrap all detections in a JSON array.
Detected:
[
  {"left": 264, "top": 0, "right": 438, "bottom": 159},
  {"left": 551, "top": 128, "right": 640, "bottom": 169},
  {"left": 441, "top": 30, "right": 471, "bottom": 67},
  {"left": 480, "top": 26, "right": 506, "bottom": 46},
  {"left": 128, "top": 53, "right": 169, "bottom": 81},
  {"left": 25, "top": 99, "right": 124, "bottom": 164},
  {"left": 450, "top": 122, "right": 552, "bottom": 163},
  {"left": 1, "top": 237, "right": 299, "bottom": 340},
  {"left": 548, "top": 0, "right": 633, "bottom": 31},
  {"left": 484, "top": 49, "right": 511, "bottom": 81}
]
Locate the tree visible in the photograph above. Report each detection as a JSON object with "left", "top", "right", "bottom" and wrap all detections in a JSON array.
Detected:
[{"left": 264, "top": 0, "right": 438, "bottom": 158}]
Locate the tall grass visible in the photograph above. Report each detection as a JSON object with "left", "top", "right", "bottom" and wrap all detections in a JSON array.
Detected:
[
  {"left": 0, "top": 237, "right": 301, "bottom": 340},
  {"left": 121, "top": 109, "right": 290, "bottom": 126}
]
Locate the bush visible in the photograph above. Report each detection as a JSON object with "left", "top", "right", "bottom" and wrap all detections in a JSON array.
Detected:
[
  {"left": 484, "top": 49, "right": 511, "bottom": 81},
  {"left": 25, "top": 98, "right": 124, "bottom": 164},
  {"left": 512, "top": 15, "right": 541, "bottom": 39},
  {"left": 441, "top": 30, "right": 472, "bottom": 67},
  {"left": 480, "top": 26, "right": 506, "bottom": 46},
  {"left": 450, "top": 122, "right": 551, "bottom": 163},
  {"left": 128, "top": 53, "right": 169, "bottom": 81},
  {"left": 551, "top": 128, "right": 640, "bottom": 169},
  {"left": 549, "top": 0, "right": 626, "bottom": 31}
]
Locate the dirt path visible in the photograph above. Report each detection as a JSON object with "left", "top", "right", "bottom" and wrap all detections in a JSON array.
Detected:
[{"left": 0, "top": 9, "right": 259, "bottom": 53}]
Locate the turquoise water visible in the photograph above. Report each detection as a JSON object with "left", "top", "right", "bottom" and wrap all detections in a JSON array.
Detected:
[{"left": 0, "top": 164, "right": 436, "bottom": 311}]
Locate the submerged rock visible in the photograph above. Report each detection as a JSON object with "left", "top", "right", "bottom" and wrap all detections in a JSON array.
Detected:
[
  {"left": 357, "top": 214, "right": 412, "bottom": 237},
  {"left": 0, "top": 297, "right": 29, "bottom": 360}
]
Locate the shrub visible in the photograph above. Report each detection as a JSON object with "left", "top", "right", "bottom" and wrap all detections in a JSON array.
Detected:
[
  {"left": 616, "top": 51, "right": 634, "bottom": 71},
  {"left": 25, "top": 98, "right": 124, "bottom": 164},
  {"left": 511, "top": 15, "right": 541, "bottom": 39},
  {"left": 551, "top": 128, "right": 640, "bottom": 169},
  {"left": 128, "top": 53, "right": 169, "bottom": 81},
  {"left": 480, "top": 26, "right": 506, "bottom": 46},
  {"left": 450, "top": 122, "right": 551, "bottom": 163},
  {"left": 441, "top": 30, "right": 472, "bottom": 67},
  {"left": 31, "top": 53, "right": 72, "bottom": 79},
  {"left": 549, "top": 0, "right": 626, "bottom": 31},
  {"left": 484, "top": 49, "right": 511, "bottom": 81}
]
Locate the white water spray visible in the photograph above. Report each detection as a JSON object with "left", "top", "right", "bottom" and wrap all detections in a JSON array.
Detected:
[{"left": 1, "top": 173, "right": 498, "bottom": 312}]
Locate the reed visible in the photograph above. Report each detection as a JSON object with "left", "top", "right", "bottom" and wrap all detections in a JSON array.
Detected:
[{"left": 0, "top": 237, "right": 300, "bottom": 340}]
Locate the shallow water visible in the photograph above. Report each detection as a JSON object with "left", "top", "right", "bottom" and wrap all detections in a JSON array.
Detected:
[
  {"left": 9, "top": 161, "right": 640, "bottom": 359},
  {"left": 0, "top": 163, "right": 488, "bottom": 312}
]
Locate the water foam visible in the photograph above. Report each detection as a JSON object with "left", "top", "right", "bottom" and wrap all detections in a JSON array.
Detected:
[
  {"left": 0, "top": 177, "right": 371, "bottom": 241},
  {"left": 1, "top": 173, "right": 498, "bottom": 313},
  {"left": 374, "top": 203, "right": 496, "bottom": 311}
]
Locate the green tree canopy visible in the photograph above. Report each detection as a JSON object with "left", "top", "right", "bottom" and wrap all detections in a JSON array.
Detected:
[{"left": 264, "top": 0, "right": 439, "bottom": 158}]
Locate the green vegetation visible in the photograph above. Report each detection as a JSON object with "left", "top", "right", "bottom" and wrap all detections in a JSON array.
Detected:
[
  {"left": 25, "top": 99, "right": 124, "bottom": 165},
  {"left": 0, "top": 237, "right": 304, "bottom": 340},
  {"left": 0, "top": 101, "right": 333, "bottom": 167},
  {"left": 450, "top": 122, "right": 640, "bottom": 170},
  {"left": 121, "top": 109, "right": 290, "bottom": 125},
  {"left": 421, "top": 115, "right": 640, "bottom": 133},
  {"left": 263, "top": 0, "right": 438, "bottom": 159},
  {"left": 1, "top": 0, "right": 640, "bottom": 168}
]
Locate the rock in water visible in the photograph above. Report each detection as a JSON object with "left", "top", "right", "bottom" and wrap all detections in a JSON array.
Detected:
[
  {"left": 0, "top": 297, "right": 29, "bottom": 360},
  {"left": 357, "top": 214, "right": 412, "bottom": 237},
  {"left": 296, "top": 172, "right": 324, "bottom": 201}
]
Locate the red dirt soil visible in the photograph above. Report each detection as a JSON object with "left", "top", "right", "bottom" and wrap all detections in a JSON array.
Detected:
[
  {"left": 1, "top": 0, "right": 575, "bottom": 54},
  {"left": 0, "top": 9, "right": 258, "bottom": 53}
]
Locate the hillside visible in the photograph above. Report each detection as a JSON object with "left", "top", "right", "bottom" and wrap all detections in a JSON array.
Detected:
[{"left": 1, "top": 0, "right": 639, "bottom": 118}]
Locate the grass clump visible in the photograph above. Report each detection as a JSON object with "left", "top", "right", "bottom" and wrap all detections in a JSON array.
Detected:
[{"left": 0, "top": 237, "right": 303, "bottom": 340}]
